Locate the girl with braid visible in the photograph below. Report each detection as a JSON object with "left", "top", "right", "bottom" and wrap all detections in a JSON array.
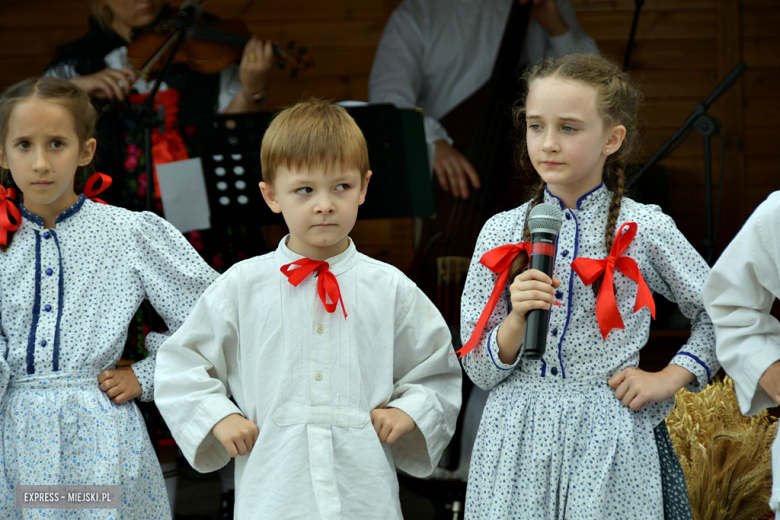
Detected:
[{"left": 459, "top": 54, "right": 717, "bottom": 519}]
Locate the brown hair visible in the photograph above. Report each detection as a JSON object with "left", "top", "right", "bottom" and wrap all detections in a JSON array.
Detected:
[
  {"left": 260, "top": 98, "right": 370, "bottom": 185},
  {"left": 0, "top": 77, "right": 99, "bottom": 249},
  {"left": 508, "top": 54, "right": 643, "bottom": 292}
]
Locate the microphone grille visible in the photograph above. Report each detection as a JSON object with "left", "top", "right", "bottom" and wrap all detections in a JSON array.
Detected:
[{"left": 528, "top": 202, "right": 563, "bottom": 235}]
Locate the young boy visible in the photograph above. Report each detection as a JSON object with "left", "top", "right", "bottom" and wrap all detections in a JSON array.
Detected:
[
  {"left": 154, "top": 99, "right": 462, "bottom": 519},
  {"left": 703, "top": 190, "right": 780, "bottom": 512}
]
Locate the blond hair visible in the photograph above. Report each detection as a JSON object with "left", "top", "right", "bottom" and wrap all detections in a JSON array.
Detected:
[
  {"left": 509, "top": 54, "right": 643, "bottom": 290},
  {"left": 90, "top": 0, "right": 115, "bottom": 32},
  {"left": 0, "top": 77, "right": 98, "bottom": 248},
  {"left": 260, "top": 98, "right": 370, "bottom": 184}
]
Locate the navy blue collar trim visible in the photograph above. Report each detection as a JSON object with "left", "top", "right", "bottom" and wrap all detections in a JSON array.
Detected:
[
  {"left": 544, "top": 187, "right": 564, "bottom": 211},
  {"left": 18, "top": 194, "right": 87, "bottom": 228},
  {"left": 576, "top": 182, "right": 605, "bottom": 210},
  {"left": 56, "top": 194, "right": 87, "bottom": 224}
]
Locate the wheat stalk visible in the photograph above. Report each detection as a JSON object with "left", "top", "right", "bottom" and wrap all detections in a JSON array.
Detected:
[{"left": 666, "top": 376, "right": 777, "bottom": 520}]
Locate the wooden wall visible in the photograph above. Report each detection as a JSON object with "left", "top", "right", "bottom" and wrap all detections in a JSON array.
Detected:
[{"left": 0, "top": 0, "right": 778, "bottom": 269}]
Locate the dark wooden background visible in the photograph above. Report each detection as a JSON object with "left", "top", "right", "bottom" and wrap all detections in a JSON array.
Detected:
[{"left": 0, "top": 0, "right": 778, "bottom": 274}]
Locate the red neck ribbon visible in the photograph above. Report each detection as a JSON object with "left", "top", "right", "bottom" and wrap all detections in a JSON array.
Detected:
[
  {"left": 0, "top": 185, "right": 21, "bottom": 247},
  {"left": 455, "top": 242, "right": 531, "bottom": 358},
  {"left": 281, "top": 259, "right": 347, "bottom": 319},
  {"left": 84, "top": 172, "right": 113, "bottom": 205},
  {"left": 570, "top": 222, "right": 655, "bottom": 340}
]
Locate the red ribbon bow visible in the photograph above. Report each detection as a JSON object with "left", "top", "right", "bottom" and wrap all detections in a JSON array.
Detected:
[
  {"left": 456, "top": 242, "right": 531, "bottom": 358},
  {"left": 84, "top": 172, "right": 113, "bottom": 205},
  {"left": 281, "top": 259, "right": 347, "bottom": 319},
  {"left": 0, "top": 185, "right": 21, "bottom": 247},
  {"left": 570, "top": 222, "right": 655, "bottom": 340}
]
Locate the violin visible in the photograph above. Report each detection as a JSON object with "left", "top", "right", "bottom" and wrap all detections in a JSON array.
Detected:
[{"left": 127, "top": 13, "right": 314, "bottom": 80}]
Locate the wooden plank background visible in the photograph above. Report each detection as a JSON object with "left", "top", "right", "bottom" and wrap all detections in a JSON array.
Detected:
[{"left": 0, "top": 0, "right": 778, "bottom": 271}]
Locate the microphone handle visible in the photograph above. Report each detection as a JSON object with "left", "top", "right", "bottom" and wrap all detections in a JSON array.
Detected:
[{"left": 524, "top": 233, "right": 556, "bottom": 360}]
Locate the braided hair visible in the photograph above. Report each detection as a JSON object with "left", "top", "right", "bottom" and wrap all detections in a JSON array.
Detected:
[{"left": 508, "top": 54, "right": 643, "bottom": 291}]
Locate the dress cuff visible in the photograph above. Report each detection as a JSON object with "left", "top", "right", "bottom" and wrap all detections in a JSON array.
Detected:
[
  {"left": 131, "top": 359, "right": 155, "bottom": 402},
  {"left": 488, "top": 327, "right": 522, "bottom": 371},
  {"left": 671, "top": 351, "right": 711, "bottom": 392}
]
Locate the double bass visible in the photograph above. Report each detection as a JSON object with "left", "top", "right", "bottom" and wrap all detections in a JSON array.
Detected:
[{"left": 399, "top": 1, "right": 533, "bottom": 516}]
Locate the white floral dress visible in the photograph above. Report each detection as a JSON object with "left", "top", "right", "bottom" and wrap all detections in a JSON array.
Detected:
[
  {"left": 460, "top": 184, "right": 717, "bottom": 519},
  {"left": 0, "top": 195, "right": 217, "bottom": 519}
]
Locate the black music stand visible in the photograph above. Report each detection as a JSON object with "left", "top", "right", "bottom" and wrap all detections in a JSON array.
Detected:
[{"left": 196, "top": 104, "right": 434, "bottom": 228}]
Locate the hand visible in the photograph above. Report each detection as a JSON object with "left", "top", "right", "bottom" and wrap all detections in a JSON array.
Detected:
[
  {"left": 97, "top": 367, "right": 143, "bottom": 405},
  {"left": 759, "top": 360, "right": 780, "bottom": 404},
  {"left": 496, "top": 269, "right": 560, "bottom": 364},
  {"left": 519, "top": 0, "right": 569, "bottom": 36},
  {"left": 608, "top": 365, "right": 695, "bottom": 411},
  {"left": 370, "top": 408, "right": 416, "bottom": 444},
  {"left": 69, "top": 68, "right": 138, "bottom": 102},
  {"left": 239, "top": 37, "right": 274, "bottom": 102},
  {"left": 212, "top": 414, "right": 259, "bottom": 457},
  {"left": 508, "top": 269, "right": 561, "bottom": 323},
  {"left": 433, "top": 140, "right": 481, "bottom": 199}
]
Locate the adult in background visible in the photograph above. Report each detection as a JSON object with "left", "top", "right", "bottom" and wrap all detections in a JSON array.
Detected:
[
  {"left": 43, "top": 0, "right": 274, "bottom": 212},
  {"left": 369, "top": 0, "right": 598, "bottom": 199}
]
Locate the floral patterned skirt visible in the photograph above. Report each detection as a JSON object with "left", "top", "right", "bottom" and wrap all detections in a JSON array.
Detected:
[
  {"left": 465, "top": 375, "right": 664, "bottom": 519},
  {"left": 0, "top": 370, "right": 170, "bottom": 519}
]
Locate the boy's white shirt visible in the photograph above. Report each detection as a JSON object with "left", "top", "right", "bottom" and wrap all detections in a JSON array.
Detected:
[
  {"left": 704, "top": 190, "right": 780, "bottom": 511},
  {"left": 154, "top": 236, "right": 462, "bottom": 520}
]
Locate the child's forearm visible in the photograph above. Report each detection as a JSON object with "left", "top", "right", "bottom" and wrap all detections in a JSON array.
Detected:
[
  {"left": 664, "top": 363, "right": 696, "bottom": 393},
  {"left": 497, "top": 314, "right": 526, "bottom": 364}
]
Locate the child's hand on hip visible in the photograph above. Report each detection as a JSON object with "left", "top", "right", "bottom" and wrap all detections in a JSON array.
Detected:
[
  {"left": 370, "top": 408, "right": 416, "bottom": 444},
  {"left": 212, "top": 414, "right": 259, "bottom": 457},
  {"left": 608, "top": 365, "right": 695, "bottom": 411},
  {"left": 759, "top": 360, "right": 780, "bottom": 404},
  {"left": 97, "top": 367, "right": 142, "bottom": 405},
  {"left": 508, "top": 269, "right": 561, "bottom": 324}
]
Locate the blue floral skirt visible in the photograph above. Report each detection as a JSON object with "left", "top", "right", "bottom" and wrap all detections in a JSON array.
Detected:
[
  {"left": 0, "top": 370, "right": 170, "bottom": 519},
  {"left": 465, "top": 375, "right": 665, "bottom": 519}
]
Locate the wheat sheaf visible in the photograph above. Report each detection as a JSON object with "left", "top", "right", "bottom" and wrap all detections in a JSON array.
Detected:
[{"left": 666, "top": 376, "right": 777, "bottom": 520}]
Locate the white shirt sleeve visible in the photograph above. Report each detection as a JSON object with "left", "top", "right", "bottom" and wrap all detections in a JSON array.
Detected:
[
  {"left": 704, "top": 192, "right": 780, "bottom": 416},
  {"left": 217, "top": 64, "right": 243, "bottom": 113},
  {"left": 154, "top": 275, "right": 244, "bottom": 472},
  {"left": 368, "top": 1, "right": 453, "bottom": 148},
  {"left": 385, "top": 279, "right": 462, "bottom": 477}
]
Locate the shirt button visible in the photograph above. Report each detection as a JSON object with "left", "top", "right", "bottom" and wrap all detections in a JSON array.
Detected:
[
  {"left": 316, "top": 324, "right": 324, "bottom": 334},
  {"left": 43, "top": 232, "right": 50, "bottom": 239},
  {"left": 44, "top": 304, "right": 52, "bottom": 312},
  {"left": 45, "top": 268, "right": 53, "bottom": 276},
  {"left": 551, "top": 328, "right": 558, "bottom": 336},
  {"left": 561, "top": 250, "right": 569, "bottom": 257},
  {"left": 565, "top": 213, "right": 572, "bottom": 220},
  {"left": 315, "top": 372, "right": 323, "bottom": 381},
  {"left": 40, "top": 340, "right": 47, "bottom": 347},
  {"left": 551, "top": 367, "right": 559, "bottom": 376},
  {"left": 555, "top": 290, "right": 563, "bottom": 299}
]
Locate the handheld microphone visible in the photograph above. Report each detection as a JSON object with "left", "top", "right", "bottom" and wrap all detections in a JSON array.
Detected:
[{"left": 523, "top": 202, "right": 563, "bottom": 360}]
